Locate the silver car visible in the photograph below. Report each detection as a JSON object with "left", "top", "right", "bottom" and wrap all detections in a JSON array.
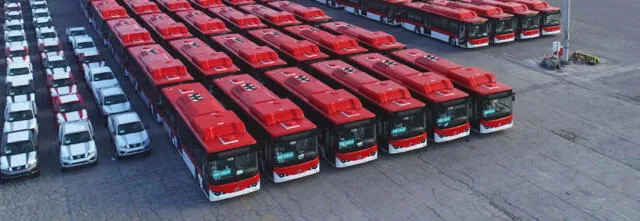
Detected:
[
  {"left": 97, "top": 86, "right": 131, "bottom": 116},
  {"left": 59, "top": 120, "right": 97, "bottom": 169},
  {"left": 0, "top": 130, "right": 39, "bottom": 181},
  {"left": 4, "top": 101, "right": 38, "bottom": 136},
  {"left": 108, "top": 112, "right": 150, "bottom": 159}
]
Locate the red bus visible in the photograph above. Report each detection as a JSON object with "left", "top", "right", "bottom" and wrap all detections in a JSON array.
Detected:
[
  {"left": 168, "top": 38, "right": 240, "bottom": 84},
  {"left": 211, "top": 74, "right": 321, "bottom": 182},
  {"left": 498, "top": 0, "right": 560, "bottom": 36},
  {"left": 340, "top": 0, "right": 409, "bottom": 25},
  {"left": 155, "top": 0, "right": 194, "bottom": 17},
  {"left": 187, "top": 0, "right": 224, "bottom": 10},
  {"left": 314, "top": 0, "right": 343, "bottom": 9},
  {"left": 223, "top": 0, "right": 255, "bottom": 7},
  {"left": 267, "top": 1, "right": 332, "bottom": 25},
  {"left": 429, "top": 0, "right": 517, "bottom": 44},
  {"left": 161, "top": 83, "right": 260, "bottom": 201},
  {"left": 305, "top": 61, "right": 428, "bottom": 153},
  {"left": 90, "top": 0, "right": 129, "bottom": 46},
  {"left": 238, "top": 4, "right": 301, "bottom": 28},
  {"left": 320, "top": 21, "right": 406, "bottom": 53},
  {"left": 461, "top": 0, "right": 540, "bottom": 39},
  {"left": 140, "top": 13, "right": 193, "bottom": 49},
  {"left": 349, "top": 53, "right": 472, "bottom": 142},
  {"left": 392, "top": 49, "right": 514, "bottom": 134},
  {"left": 208, "top": 7, "right": 267, "bottom": 32},
  {"left": 397, "top": 2, "right": 490, "bottom": 48},
  {"left": 247, "top": 29, "right": 329, "bottom": 64},
  {"left": 175, "top": 10, "right": 231, "bottom": 38},
  {"left": 122, "top": 0, "right": 161, "bottom": 19},
  {"left": 106, "top": 18, "right": 155, "bottom": 67},
  {"left": 81, "top": 0, "right": 103, "bottom": 21},
  {"left": 125, "top": 44, "right": 194, "bottom": 122},
  {"left": 284, "top": 25, "right": 368, "bottom": 58},
  {"left": 210, "top": 34, "right": 286, "bottom": 76},
  {"left": 262, "top": 68, "right": 380, "bottom": 166}
]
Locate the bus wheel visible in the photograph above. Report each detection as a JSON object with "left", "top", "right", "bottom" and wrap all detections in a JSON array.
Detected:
[
  {"left": 449, "top": 37, "right": 456, "bottom": 46},
  {"left": 414, "top": 27, "right": 420, "bottom": 34}
]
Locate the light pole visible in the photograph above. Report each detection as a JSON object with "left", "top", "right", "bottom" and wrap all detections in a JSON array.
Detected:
[{"left": 562, "top": 0, "right": 571, "bottom": 63}]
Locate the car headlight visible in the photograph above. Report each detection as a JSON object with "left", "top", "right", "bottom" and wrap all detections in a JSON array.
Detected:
[
  {"left": 61, "top": 148, "right": 71, "bottom": 160},
  {"left": 27, "top": 157, "right": 37, "bottom": 168}
]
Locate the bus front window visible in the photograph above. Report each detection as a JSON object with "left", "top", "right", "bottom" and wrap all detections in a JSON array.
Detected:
[
  {"left": 389, "top": 110, "right": 426, "bottom": 139},
  {"left": 544, "top": 12, "right": 561, "bottom": 27},
  {"left": 480, "top": 95, "right": 513, "bottom": 121},
  {"left": 336, "top": 122, "right": 376, "bottom": 152},
  {"left": 520, "top": 15, "right": 540, "bottom": 30},
  {"left": 209, "top": 152, "right": 258, "bottom": 184},
  {"left": 274, "top": 135, "right": 318, "bottom": 167},
  {"left": 467, "top": 22, "right": 489, "bottom": 39},
  {"left": 435, "top": 101, "right": 469, "bottom": 129},
  {"left": 495, "top": 18, "right": 517, "bottom": 34}
]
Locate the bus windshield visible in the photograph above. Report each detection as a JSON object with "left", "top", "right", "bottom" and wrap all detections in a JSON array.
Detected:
[
  {"left": 495, "top": 18, "right": 517, "bottom": 34},
  {"left": 520, "top": 15, "right": 540, "bottom": 30},
  {"left": 544, "top": 12, "right": 561, "bottom": 27},
  {"left": 389, "top": 109, "right": 426, "bottom": 139},
  {"left": 467, "top": 22, "right": 488, "bottom": 39},
  {"left": 336, "top": 121, "right": 376, "bottom": 153},
  {"left": 208, "top": 152, "right": 258, "bottom": 184},
  {"left": 435, "top": 100, "right": 469, "bottom": 129},
  {"left": 480, "top": 95, "right": 513, "bottom": 121},
  {"left": 273, "top": 134, "right": 318, "bottom": 167}
]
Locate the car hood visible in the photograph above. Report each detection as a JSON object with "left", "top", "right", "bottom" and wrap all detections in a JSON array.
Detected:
[
  {"left": 6, "top": 41, "right": 27, "bottom": 48},
  {"left": 116, "top": 131, "right": 149, "bottom": 146},
  {"left": 1, "top": 151, "right": 36, "bottom": 169},
  {"left": 64, "top": 142, "right": 91, "bottom": 156}
]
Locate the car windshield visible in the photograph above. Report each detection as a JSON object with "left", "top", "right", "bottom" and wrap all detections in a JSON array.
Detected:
[
  {"left": 481, "top": 95, "right": 513, "bottom": 120},
  {"left": 36, "top": 21, "right": 53, "bottom": 28},
  {"left": 59, "top": 101, "right": 83, "bottom": 113},
  {"left": 467, "top": 22, "right": 488, "bottom": 39},
  {"left": 77, "top": 41, "right": 95, "bottom": 49},
  {"left": 44, "top": 45, "right": 60, "bottom": 52},
  {"left": 48, "top": 60, "right": 67, "bottom": 69},
  {"left": 9, "top": 49, "right": 28, "bottom": 57},
  {"left": 8, "top": 35, "right": 25, "bottom": 42},
  {"left": 520, "top": 15, "right": 540, "bottom": 30},
  {"left": 435, "top": 101, "right": 469, "bottom": 129},
  {"left": 35, "top": 12, "right": 49, "bottom": 18},
  {"left": 8, "top": 110, "right": 34, "bottom": 122},
  {"left": 336, "top": 121, "right": 376, "bottom": 152},
  {"left": 274, "top": 134, "right": 318, "bottom": 167},
  {"left": 494, "top": 18, "right": 517, "bottom": 34},
  {"left": 104, "top": 94, "right": 127, "bottom": 105},
  {"left": 544, "top": 12, "right": 561, "bottom": 26},
  {"left": 63, "top": 131, "right": 92, "bottom": 145},
  {"left": 52, "top": 78, "right": 73, "bottom": 87},
  {"left": 40, "top": 32, "right": 57, "bottom": 39},
  {"left": 8, "top": 67, "right": 30, "bottom": 76},
  {"left": 208, "top": 152, "right": 258, "bottom": 183},
  {"left": 94, "top": 72, "right": 114, "bottom": 81},
  {"left": 33, "top": 4, "right": 47, "bottom": 9},
  {"left": 70, "top": 29, "right": 87, "bottom": 36},
  {"left": 117, "top": 121, "right": 144, "bottom": 135},
  {"left": 389, "top": 109, "right": 426, "bottom": 139},
  {"left": 8, "top": 85, "right": 33, "bottom": 96},
  {"left": 83, "top": 55, "right": 102, "bottom": 63},
  {"left": 6, "top": 24, "right": 22, "bottom": 31},
  {"left": 7, "top": 14, "right": 22, "bottom": 20},
  {"left": 3, "top": 141, "right": 35, "bottom": 155}
]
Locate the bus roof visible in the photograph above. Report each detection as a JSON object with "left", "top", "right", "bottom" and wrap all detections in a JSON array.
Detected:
[
  {"left": 320, "top": 22, "right": 406, "bottom": 51},
  {"left": 155, "top": 0, "right": 193, "bottom": 12},
  {"left": 308, "top": 60, "right": 425, "bottom": 113},
  {"left": 107, "top": 18, "right": 155, "bottom": 48},
  {"left": 209, "top": 7, "right": 267, "bottom": 30},
  {"left": 188, "top": 0, "right": 224, "bottom": 8},
  {"left": 140, "top": 13, "right": 192, "bottom": 41},
  {"left": 211, "top": 34, "right": 286, "bottom": 70},
  {"left": 498, "top": 0, "right": 559, "bottom": 12},
  {"left": 404, "top": 2, "right": 487, "bottom": 23},
  {"left": 350, "top": 53, "right": 469, "bottom": 103},
  {"left": 168, "top": 38, "right": 240, "bottom": 77},
  {"left": 213, "top": 74, "right": 317, "bottom": 137},
  {"left": 284, "top": 25, "right": 368, "bottom": 56},
  {"left": 462, "top": 0, "right": 538, "bottom": 15},
  {"left": 123, "top": 0, "right": 161, "bottom": 16},
  {"left": 128, "top": 44, "right": 194, "bottom": 87},
  {"left": 247, "top": 29, "right": 328, "bottom": 63},
  {"left": 239, "top": 4, "right": 301, "bottom": 27},
  {"left": 223, "top": 0, "right": 255, "bottom": 6},
  {"left": 162, "top": 83, "right": 256, "bottom": 153},
  {"left": 431, "top": 0, "right": 514, "bottom": 19},
  {"left": 264, "top": 67, "right": 376, "bottom": 125},
  {"left": 92, "top": 1, "right": 129, "bottom": 21},
  {"left": 176, "top": 10, "right": 230, "bottom": 36},
  {"left": 267, "top": 1, "right": 332, "bottom": 23},
  {"left": 391, "top": 49, "right": 512, "bottom": 95}
]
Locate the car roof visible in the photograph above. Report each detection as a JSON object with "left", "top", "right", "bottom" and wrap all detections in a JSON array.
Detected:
[
  {"left": 75, "top": 36, "right": 93, "bottom": 42},
  {"left": 6, "top": 11, "right": 21, "bottom": 15},
  {"left": 7, "top": 101, "right": 34, "bottom": 112},
  {"left": 89, "top": 66, "right": 112, "bottom": 73},
  {"left": 112, "top": 112, "right": 141, "bottom": 125},
  {"left": 8, "top": 78, "right": 32, "bottom": 87},
  {"left": 5, "top": 130, "right": 31, "bottom": 143},
  {"left": 46, "top": 55, "right": 65, "bottom": 61},
  {"left": 58, "top": 94, "right": 81, "bottom": 103},
  {"left": 35, "top": 17, "right": 52, "bottom": 22},
  {"left": 42, "top": 38, "right": 59, "bottom": 45},
  {"left": 6, "top": 30, "right": 25, "bottom": 36},
  {"left": 61, "top": 120, "right": 91, "bottom": 134},
  {"left": 7, "top": 44, "right": 27, "bottom": 50},
  {"left": 5, "top": 20, "right": 23, "bottom": 25},
  {"left": 68, "top": 26, "right": 85, "bottom": 31},
  {"left": 38, "top": 26, "right": 56, "bottom": 32},
  {"left": 52, "top": 72, "right": 71, "bottom": 79},
  {"left": 33, "top": 8, "right": 49, "bottom": 12},
  {"left": 7, "top": 61, "right": 30, "bottom": 68}
]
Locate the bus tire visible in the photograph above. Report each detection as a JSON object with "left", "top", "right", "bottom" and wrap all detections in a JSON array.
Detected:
[
  {"left": 414, "top": 27, "right": 421, "bottom": 35},
  {"left": 449, "top": 37, "right": 456, "bottom": 46}
]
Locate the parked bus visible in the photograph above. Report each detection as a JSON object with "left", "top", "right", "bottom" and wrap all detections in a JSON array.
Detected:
[
  {"left": 262, "top": 68, "right": 381, "bottom": 165},
  {"left": 392, "top": 49, "right": 514, "bottom": 133},
  {"left": 106, "top": 18, "right": 155, "bottom": 67},
  {"left": 175, "top": 10, "right": 231, "bottom": 38},
  {"left": 208, "top": 7, "right": 267, "bottom": 32},
  {"left": 155, "top": 0, "right": 194, "bottom": 18},
  {"left": 320, "top": 21, "right": 406, "bottom": 53},
  {"left": 210, "top": 34, "right": 287, "bottom": 77},
  {"left": 238, "top": 4, "right": 302, "bottom": 28},
  {"left": 461, "top": 0, "right": 540, "bottom": 39},
  {"left": 125, "top": 44, "right": 194, "bottom": 122},
  {"left": 397, "top": 2, "right": 490, "bottom": 48},
  {"left": 140, "top": 13, "right": 193, "bottom": 49},
  {"left": 341, "top": 0, "right": 408, "bottom": 25},
  {"left": 316, "top": 0, "right": 343, "bottom": 9},
  {"left": 211, "top": 74, "right": 322, "bottom": 181},
  {"left": 305, "top": 62, "right": 428, "bottom": 153},
  {"left": 122, "top": 0, "right": 161, "bottom": 20},
  {"left": 81, "top": 0, "right": 101, "bottom": 20},
  {"left": 247, "top": 29, "right": 329, "bottom": 64},
  {"left": 498, "top": 0, "right": 560, "bottom": 36},
  {"left": 267, "top": 1, "right": 332, "bottom": 25},
  {"left": 284, "top": 25, "right": 367, "bottom": 58},
  {"left": 223, "top": 0, "right": 255, "bottom": 7},
  {"left": 349, "top": 53, "right": 472, "bottom": 142},
  {"left": 168, "top": 38, "right": 240, "bottom": 85},
  {"left": 90, "top": 0, "right": 129, "bottom": 45},
  {"left": 188, "top": 0, "right": 224, "bottom": 10},
  {"left": 161, "top": 82, "right": 260, "bottom": 201},
  {"left": 429, "top": 0, "right": 516, "bottom": 44}
]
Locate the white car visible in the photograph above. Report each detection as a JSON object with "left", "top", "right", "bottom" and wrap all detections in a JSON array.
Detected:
[
  {"left": 54, "top": 94, "right": 89, "bottom": 127},
  {"left": 43, "top": 55, "right": 70, "bottom": 76},
  {"left": 32, "top": 8, "right": 50, "bottom": 20},
  {"left": 34, "top": 17, "right": 54, "bottom": 29},
  {"left": 30, "top": 0, "right": 47, "bottom": 6},
  {"left": 5, "top": 45, "right": 30, "bottom": 65},
  {"left": 71, "top": 36, "right": 98, "bottom": 57},
  {"left": 0, "top": 130, "right": 39, "bottom": 181},
  {"left": 65, "top": 26, "right": 88, "bottom": 45},
  {"left": 5, "top": 2, "right": 21, "bottom": 13},
  {"left": 39, "top": 38, "right": 64, "bottom": 59},
  {"left": 5, "top": 30, "right": 28, "bottom": 51},
  {"left": 108, "top": 112, "right": 151, "bottom": 158},
  {"left": 6, "top": 79, "right": 36, "bottom": 104},
  {"left": 5, "top": 11, "right": 23, "bottom": 23},
  {"left": 78, "top": 51, "right": 105, "bottom": 76},
  {"left": 4, "top": 101, "right": 38, "bottom": 136},
  {"left": 48, "top": 72, "right": 78, "bottom": 100},
  {"left": 58, "top": 120, "right": 97, "bottom": 169},
  {"left": 36, "top": 26, "right": 59, "bottom": 46},
  {"left": 4, "top": 20, "right": 25, "bottom": 34},
  {"left": 30, "top": 1, "right": 47, "bottom": 11},
  {"left": 5, "top": 61, "right": 33, "bottom": 85},
  {"left": 98, "top": 86, "right": 131, "bottom": 116},
  {"left": 85, "top": 66, "right": 118, "bottom": 92}
]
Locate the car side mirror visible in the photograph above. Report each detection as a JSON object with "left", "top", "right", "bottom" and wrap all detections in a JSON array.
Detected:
[{"left": 145, "top": 125, "right": 149, "bottom": 129}]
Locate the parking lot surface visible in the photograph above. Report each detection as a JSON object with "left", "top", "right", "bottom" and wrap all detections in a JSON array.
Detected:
[{"left": 1, "top": 0, "right": 639, "bottom": 220}]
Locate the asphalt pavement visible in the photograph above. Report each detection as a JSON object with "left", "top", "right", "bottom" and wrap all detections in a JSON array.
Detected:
[{"left": 0, "top": 0, "right": 639, "bottom": 220}]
